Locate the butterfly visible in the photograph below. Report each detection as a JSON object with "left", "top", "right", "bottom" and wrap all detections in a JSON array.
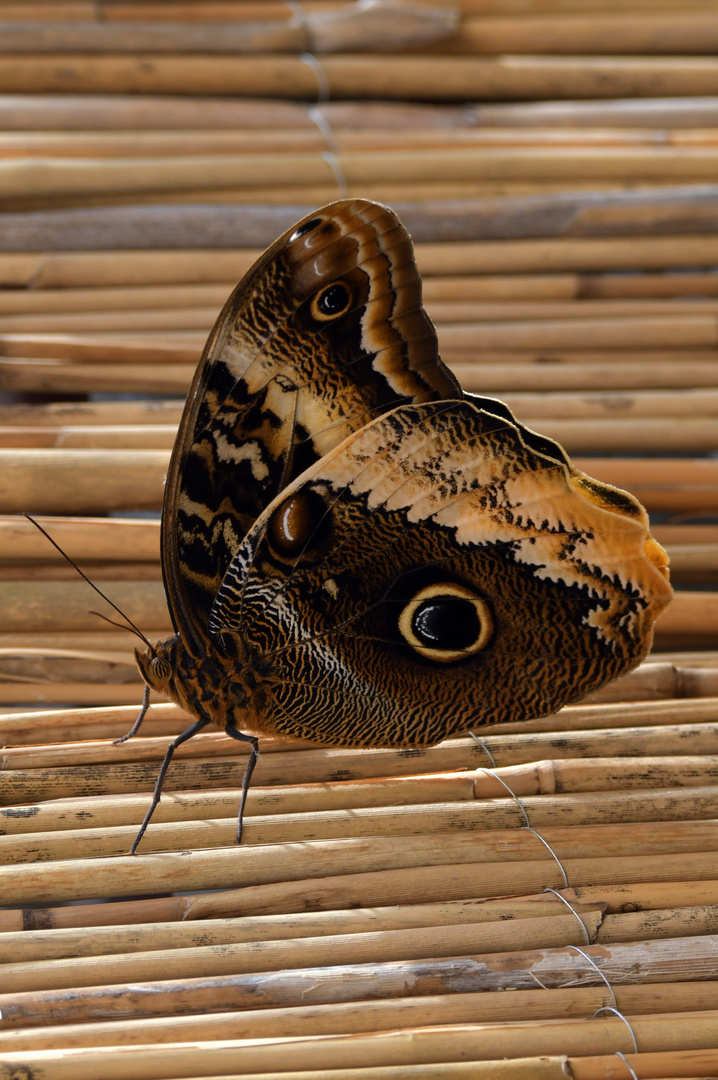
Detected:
[{"left": 125, "top": 198, "right": 673, "bottom": 854}]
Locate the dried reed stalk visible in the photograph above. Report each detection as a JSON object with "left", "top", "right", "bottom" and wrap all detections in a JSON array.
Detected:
[
  {"left": 5, "top": 232, "right": 718, "bottom": 291},
  {"left": 3, "top": 54, "right": 718, "bottom": 100},
  {"left": 445, "top": 12, "right": 718, "bottom": 55},
  {"left": 2, "top": 993, "right": 717, "bottom": 1068},
  {"left": 0, "top": 90, "right": 717, "bottom": 133},
  {"left": 0, "top": 894, "right": 599, "bottom": 964},
  {"left": 7, "top": 148, "right": 718, "bottom": 203},
  {"left": 0, "top": 7, "right": 458, "bottom": 55},
  {"left": 3, "top": 803, "right": 718, "bottom": 863},
  {"left": 458, "top": 359, "right": 718, "bottom": 393},
  {"left": 1, "top": 982, "right": 716, "bottom": 1054},
  {"left": 3, "top": 276, "right": 718, "bottom": 314},
  {"left": 0, "top": 911, "right": 605, "bottom": 995},
  {"left": 4, "top": 837, "right": 718, "bottom": 908}
]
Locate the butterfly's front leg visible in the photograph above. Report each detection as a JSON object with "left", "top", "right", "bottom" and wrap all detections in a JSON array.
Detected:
[{"left": 113, "top": 682, "right": 151, "bottom": 745}]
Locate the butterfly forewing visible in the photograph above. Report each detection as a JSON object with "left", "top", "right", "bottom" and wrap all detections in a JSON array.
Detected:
[{"left": 162, "top": 199, "right": 461, "bottom": 654}]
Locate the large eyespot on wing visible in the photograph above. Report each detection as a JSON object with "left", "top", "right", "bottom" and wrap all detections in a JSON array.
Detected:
[
  {"left": 161, "top": 199, "right": 460, "bottom": 656},
  {"left": 398, "top": 582, "right": 494, "bottom": 663},
  {"left": 210, "top": 398, "right": 673, "bottom": 749}
]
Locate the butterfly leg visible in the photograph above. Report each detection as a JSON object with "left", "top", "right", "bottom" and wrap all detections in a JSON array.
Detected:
[
  {"left": 129, "top": 716, "right": 210, "bottom": 855},
  {"left": 114, "top": 683, "right": 151, "bottom": 745},
  {"left": 224, "top": 723, "right": 259, "bottom": 844}
]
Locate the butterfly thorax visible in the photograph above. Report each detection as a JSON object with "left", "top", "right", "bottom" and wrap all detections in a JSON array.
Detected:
[{"left": 134, "top": 634, "right": 272, "bottom": 731}]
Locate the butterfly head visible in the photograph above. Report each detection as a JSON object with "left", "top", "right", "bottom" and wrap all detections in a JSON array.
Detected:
[{"left": 134, "top": 635, "right": 185, "bottom": 700}]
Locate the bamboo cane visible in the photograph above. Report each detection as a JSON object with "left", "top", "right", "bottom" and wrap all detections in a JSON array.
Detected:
[
  {"left": 499, "top": 389, "right": 718, "bottom": 419},
  {"left": 0, "top": 333, "right": 198, "bottom": 362},
  {"left": 4, "top": 777, "right": 718, "bottom": 851},
  {"left": 5, "top": 707, "right": 718, "bottom": 790},
  {"left": 1, "top": 981, "right": 717, "bottom": 1053},
  {"left": 18, "top": 355, "right": 718, "bottom": 397},
  {"left": 0, "top": 282, "right": 233, "bottom": 313},
  {"left": 4, "top": 54, "right": 718, "bottom": 100},
  {"left": 0, "top": 683, "right": 158, "bottom": 706},
  {"left": 7, "top": 148, "right": 718, "bottom": 203},
  {"left": 0, "top": 91, "right": 316, "bottom": 130},
  {"left": 3, "top": 829, "right": 718, "bottom": 907},
  {"left": 0, "top": 912, "right": 604, "bottom": 995},
  {"left": 0, "top": 577, "right": 168, "bottom": 632},
  {"left": 598, "top": 903, "right": 718, "bottom": 943},
  {"left": 0, "top": 895, "right": 600, "bottom": 964},
  {"left": 571, "top": 1049, "right": 718, "bottom": 1080},
  {"left": 3, "top": 799, "right": 718, "bottom": 863},
  {"left": 0, "top": 1060, "right": 574, "bottom": 1080},
  {"left": 1, "top": 92, "right": 717, "bottom": 133},
  {"left": 7, "top": 125, "right": 718, "bottom": 161},
  {"left": 2, "top": 450, "right": 717, "bottom": 519},
  {"left": 7, "top": 185, "right": 718, "bottom": 249},
  {"left": 6, "top": 697, "right": 718, "bottom": 769},
  {"left": 6, "top": 418, "right": 718, "bottom": 457},
  {"left": 519, "top": 418, "right": 718, "bottom": 454},
  {"left": 0, "top": 424, "right": 178, "bottom": 449},
  {"left": 0, "top": 309, "right": 217, "bottom": 334},
  {"left": 0, "top": 8, "right": 459, "bottom": 55},
  {"left": 2, "top": 989, "right": 712, "bottom": 1062},
  {"left": 443, "top": 13, "right": 718, "bottom": 56},
  {"left": 9, "top": 179, "right": 647, "bottom": 212},
  {"left": 0, "top": 361, "right": 194, "bottom": 394},
  {"left": 0, "top": 514, "right": 161, "bottom": 561},
  {"left": 0, "top": 400, "right": 182, "bottom": 425},
  {"left": 0, "top": 448, "right": 168, "bottom": 514},
  {"left": 5, "top": 232, "right": 718, "bottom": 291}
]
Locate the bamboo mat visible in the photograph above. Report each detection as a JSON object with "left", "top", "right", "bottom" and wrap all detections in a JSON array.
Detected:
[{"left": 1, "top": 3, "right": 718, "bottom": 1078}]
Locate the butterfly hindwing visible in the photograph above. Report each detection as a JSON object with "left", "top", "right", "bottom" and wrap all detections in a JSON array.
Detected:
[
  {"left": 209, "top": 398, "right": 673, "bottom": 746},
  {"left": 162, "top": 199, "right": 461, "bottom": 655}
]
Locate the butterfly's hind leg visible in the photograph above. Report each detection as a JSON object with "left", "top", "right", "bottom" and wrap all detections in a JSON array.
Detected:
[
  {"left": 225, "top": 723, "right": 259, "bottom": 844},
  {"left": 130, "top": 715, "right": 211, "bottom": 855}
]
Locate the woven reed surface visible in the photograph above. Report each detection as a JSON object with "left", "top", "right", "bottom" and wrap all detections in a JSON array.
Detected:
[{"left": 1, "top": 3, "right": 718, "bottom": 1078}]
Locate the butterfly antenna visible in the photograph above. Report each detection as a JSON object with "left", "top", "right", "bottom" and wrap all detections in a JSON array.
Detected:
[
  {"left": 24, "top": 513, "right": 154, "bottom": 650},
  {"left": 89, "top": 610, "right": 153, "bottom": 648}
]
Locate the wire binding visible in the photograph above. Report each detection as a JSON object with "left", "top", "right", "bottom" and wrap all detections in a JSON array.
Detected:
[
  {"left": 289, "top": 2, "right": 349, "bottom": 195},
  {"left": 542, "top": 886, "right": 591, "bottom": 945},
  {"left": 301, "top": 51, "right": 331, "bottom": 104},
  {"left": 614, "top": 1050, "right": 640, "bottom": 1079},
  {"left": 285, "top": 0, "right": 317, "bottom": 54},
  {"left": 469, "top": 731, "right": 640, "bottom": 1060}
]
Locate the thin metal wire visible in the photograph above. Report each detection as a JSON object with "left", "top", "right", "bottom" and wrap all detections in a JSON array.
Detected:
[
  {"left": 285, "top": 0, "right": 316, "bottom": 53},
  {"left": 595, "top": 1008, "right": 640, "bottom": 1055},
  {"left": 614, "top": 1050, "right": 640, "bottom": 1080},
  {"left": 308, "top": 105, "right": 341, "bottom": 155},
  {"left": 568, "top": 945, "right": 617, "bottom": 1007},
  {"left": 321, "top": 151, "right": 350, "bottom": 196},
  {"left": 301, "top": 51, "right": 331, "bottom": 104},
  {"left": 543, "top": 886, "right": 591, "bottom": 945},
  {"left": 288, "top": 2, "right": 349, "bottom": 194},
  {"left": 470, "top": 734, "right": 568, "bottom": 884},
  {"left": 470, "top": 733, "right": 640, "bottom": 1061}
]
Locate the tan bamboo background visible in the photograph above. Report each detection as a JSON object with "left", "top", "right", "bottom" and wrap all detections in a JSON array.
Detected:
[{"left": 1, "top": 2, "right": 718, "bottom": 1078}]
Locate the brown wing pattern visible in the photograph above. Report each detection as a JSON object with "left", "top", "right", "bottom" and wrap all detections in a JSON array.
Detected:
[
  {"left": 162, "top": 199, "right": 461, "bottom": 655},
  {"left": 210, "top": 399, "right": 673, "bottom": 746}
]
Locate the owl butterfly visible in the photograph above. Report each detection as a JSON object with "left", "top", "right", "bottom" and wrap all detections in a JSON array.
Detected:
[{"left": 127, "top": 199, "right": 672, "bottom": 853}]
